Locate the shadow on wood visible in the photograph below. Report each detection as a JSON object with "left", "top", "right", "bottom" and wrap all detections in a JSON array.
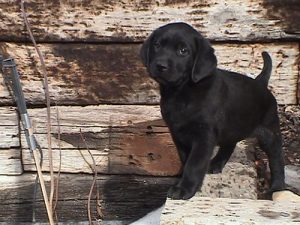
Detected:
[{"left": 0, "top": 174, "right": 175, "bottom": 223}]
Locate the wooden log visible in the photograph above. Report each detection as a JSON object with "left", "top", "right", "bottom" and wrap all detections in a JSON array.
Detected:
[
  {"left": 161, "top": 196, "right": 300, "bottom": 225},
  {"left": 0, "top": 107, "right": 19, "bottom": 148},
  {"left": 0, "top": 107, "right": 22, "bottom": 175},
  {"left": 0, "top": 0, "right": 299, "bottom": 42},
  {"left": 9, "top": 222, "right": 122, "bottom": 225},
  {"left": 19, "top": 105, "right": 258, "bottom": 203},
  {"left": 0, "top": 42, "right": 298, "bottom": 105},
  {"left": 298, "top": 65, "right": 300, "bottom": 104},
  {"left": 0, "top": 149, "right": 22, "bottom": 175},
  {"left": 21, "top": 105, "right": 181, "bottom": 176},
  {"left": 0, "top": 42, "right": 157, "bottom": 105},
  {"left": 0, "top": 173, "right": 174, "bottom": 222},
  {"left": 20, "top": 103, "right": 258, "bottom": 199},
  {"left": 214, "top": 43, "right": 299, "bottom": 105}
]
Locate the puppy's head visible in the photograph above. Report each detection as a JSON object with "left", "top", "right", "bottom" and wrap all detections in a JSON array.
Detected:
[{"left": 140, "top": 22, "right": 217, "bottom": 86}]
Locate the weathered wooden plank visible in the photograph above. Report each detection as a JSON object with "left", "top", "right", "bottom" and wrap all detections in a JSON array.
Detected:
[
  {"left": 0, "top": 149, "right": 22, "bottom": 175},
  {"left": 22, "top": 112, "right": 259, "bottom": 201},
  {"left": 20, "top": 104, "right": 258, "bottom": 203},
  {"left": 0, "top": 42, "right": 298, "bottom": 105},
  {"left": 21, "top": 105, "right": 181, "bottom": 176},
  {"left": 0, "top": 0, "right": 299, "bottom": 42},
  {"left": 0, "top": 107, "right": 22, "bottom": 175},
  {"left": 0, "top": 173, "right": 173, "bottom": 222},
  {"left": 216, "top": 43, "right": 299, "bottom": 105},
  {"left": 161, "top": 196, "right": 300, "bottom": 225},
  {"left": 0, "top": 222, "right": 125, "bottom": 225},
  {"left": 0, "top": 42, "right": 157, "bottom": 105},
  {"left": 0, "top": 107, "right": 19, "bottom": 148},
  {"left": 0, "top": 126, "right": 19, "bottom": 149},
  {"left": 298, "top": 61, "right": 300, "bottom": 104}
]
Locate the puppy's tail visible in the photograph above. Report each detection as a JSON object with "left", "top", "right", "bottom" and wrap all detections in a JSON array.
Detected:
[{"left": 255, "top": 51, "right": 272, "bottom": 87}]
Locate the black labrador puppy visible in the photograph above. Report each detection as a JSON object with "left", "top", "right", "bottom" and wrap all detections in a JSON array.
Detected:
[{"left": 140, "top": 22, "right": 285, "bottom": 200}]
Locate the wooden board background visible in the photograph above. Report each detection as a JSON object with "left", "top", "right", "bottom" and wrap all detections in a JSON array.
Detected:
[
  {"left": 0, "top": 107, "right": 22, "bottom": 175},
  {"left": 0, "top": 42, "right": 298, "bottom": 105},
  {"left": 0, "top": 0, "right": 299, "bottom": 223},
  {"left": 0, "top": 173, "right": 174, "bottom": 222},
  {"left": 21, "top": 105, "right": 181, "bottom": 176},
  {"left": 0, "top": 0, "right": 299, "bottom": 42}
]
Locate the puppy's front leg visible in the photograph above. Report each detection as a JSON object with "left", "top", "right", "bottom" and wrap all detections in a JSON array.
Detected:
[{"left": 168, "top": 130, "right": 215, "bottom": 200}]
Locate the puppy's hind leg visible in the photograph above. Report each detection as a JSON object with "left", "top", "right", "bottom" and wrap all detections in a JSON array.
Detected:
[
  {"left": 256, "top": 123, "right": 285, "bottom": 192},
  {"left": 172, "top": 137, "right": 189, "bottom": 164},
  {"left": 208, "top": 142, "right": 236, "bottom": 174}
]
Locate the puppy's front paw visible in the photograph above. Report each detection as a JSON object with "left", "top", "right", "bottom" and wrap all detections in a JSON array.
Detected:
[{"left": 167, "top": 185, "right": 195, "bottom": 200}]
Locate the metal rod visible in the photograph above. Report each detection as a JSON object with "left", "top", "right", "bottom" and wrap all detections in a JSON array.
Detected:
[{"left": 1, "top": 56, "right": 55, "bottom": 225}]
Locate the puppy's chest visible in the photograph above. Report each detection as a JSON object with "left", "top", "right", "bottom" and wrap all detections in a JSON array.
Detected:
[{"left": 161, "top": 98, "right": 198, "bottom": 127}]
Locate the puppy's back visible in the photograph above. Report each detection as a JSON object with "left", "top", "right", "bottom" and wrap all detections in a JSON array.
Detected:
[{"left": 217, "top": 69, "right": 276, "bottom": 112}]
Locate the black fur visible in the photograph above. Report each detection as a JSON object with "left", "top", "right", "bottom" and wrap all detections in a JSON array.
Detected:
[{"left": 140, "top": 22, "right": 285, "bottom": 200}]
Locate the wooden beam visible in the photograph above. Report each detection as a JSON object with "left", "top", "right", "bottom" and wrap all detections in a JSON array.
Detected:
[
  {"left": 161, "top": 196, "right": 300, "bottom": 224},
  {"left": 0, "top": 144, "right": 258, "bottom": 223},
  {"left": 0, "top": 149, "right": 22, "bottom": 175},
  {"left": 0, "top": 173, "right": 174, "bottom": 222},
  {"left": 298, "top": 43, "right": 300, "bottom": 104},
  {"left": 0, "top": 107, "right": 22, "bottom": 175},
  {"left": 0, "top": 107, "right": 19, "bottom": 148},
  {"left": 215, "top": 43, "right": 299, "bottom": 105},
  {"left": 0, "top": 43, "right": 298, "bottom": 105},
  {"left": 0, "top": 0, "right": 299, "bottom": 42},
  {"left": 21, "top": 105, "right": 181, "bottom": 176},
  {"left": 20, "top": 105, "right": 259, "bottom": 205}
]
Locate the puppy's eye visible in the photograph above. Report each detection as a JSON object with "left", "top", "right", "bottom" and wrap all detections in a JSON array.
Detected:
[
  {"left": 153, "top": 41, "right": 161, "bottom": 50},
  {"left": 178, "top": 47, "right": 189, "bottom": 56}
]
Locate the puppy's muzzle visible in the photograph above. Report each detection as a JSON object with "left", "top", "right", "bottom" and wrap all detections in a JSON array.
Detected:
[{"left": 156, "top": 61, "right": 168, "bottom": 73}]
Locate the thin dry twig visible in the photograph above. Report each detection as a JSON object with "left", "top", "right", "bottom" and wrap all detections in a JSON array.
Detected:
[
  {"left": 20, "top": 1, "right": 55, "bottom": 224},
  {"left": 32, "top": 141, "right": 43, "bottom": 222},
  {"left": 79, "top": 129, "right": 99, "bottom": 225},
  {"left": 53, "top": 107, "right": 62, "bottom": 218}
]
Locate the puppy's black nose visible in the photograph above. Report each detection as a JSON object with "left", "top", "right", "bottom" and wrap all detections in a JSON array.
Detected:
[{"left": 156, "top": 61, "right": 168, "bottom": 72}]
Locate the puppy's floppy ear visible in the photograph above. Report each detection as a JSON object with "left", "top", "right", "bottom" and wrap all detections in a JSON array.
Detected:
[
  {"left": 140, "top": 33, "right": 154, "bottom": 67},
  {"left": 192, "top": 37, "right": 217, "bottom": 83}
]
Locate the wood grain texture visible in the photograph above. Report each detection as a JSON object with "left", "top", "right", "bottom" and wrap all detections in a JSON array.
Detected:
[
  {"left": 161, "top": 196, "right": 300, "bottom": 225},
  {"left": 0, "top": 42, "right": 157, "bottom": 105},
  {"left": 0, "top": 0, "right": 299, "bottom": 42},
  {"left": 21, "top": 105, "right": 181, "bottom": 176},
  {"left": 0, "top": 107, "right": 22, "bottom": 175},
  {"left": 216, "top": 43, "right": 299, "bottom": 105},
  {"left": 0, "top": 173, "right": 174, "bottom": 222},
  {"left": 298, "top": 60, "right": 300, "bottom": 103},
  {"left": 0, "top": 42, "right": 298, "bottom": 105},
  {"left": 0, "top": 149, "right": 22, "bottom": 175},
  {"left": 0, "top": 107, "right": 19, "bottom": 148}
]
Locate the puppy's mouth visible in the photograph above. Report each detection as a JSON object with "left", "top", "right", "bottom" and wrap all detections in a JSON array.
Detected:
[
  {"left": 150, "top": 73, "right": 186, "bottom": 87},
  {"left": 152, "top": 76, "right": 168, "bottom": 85}
]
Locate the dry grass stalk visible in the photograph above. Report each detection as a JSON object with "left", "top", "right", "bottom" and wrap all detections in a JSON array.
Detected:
[
  {"left": 20, "top": 1, "right": 55, "bottom": 224},
  {"left": 79, "top": 129, "right": 103, "bottom": 225},
  {"left": 53, "top": 107, "right": 62, "bottom": 220}
]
